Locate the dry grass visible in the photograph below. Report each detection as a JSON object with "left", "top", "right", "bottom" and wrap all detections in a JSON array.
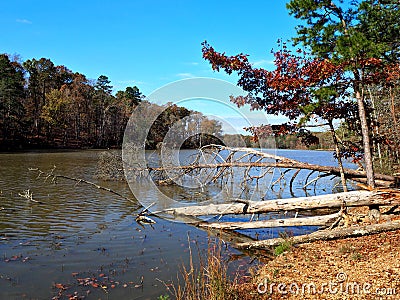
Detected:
[
  {"left": 169, "top": 235, "right": 239, "bottom": 300},
  {"left": 165, "top": 234, "right": 284, "bottom": 300},
  {"left": 166, "top": 226, "right": 400, "bottom": 300}
]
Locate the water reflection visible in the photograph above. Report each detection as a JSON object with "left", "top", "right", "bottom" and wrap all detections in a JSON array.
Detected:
[{"left": 0, "top": 149, "right": 356, "bottom": 299}]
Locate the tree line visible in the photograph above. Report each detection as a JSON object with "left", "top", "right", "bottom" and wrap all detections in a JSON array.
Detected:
[{"left": 0, "top": 54, "right": 222, "bottom": 150}]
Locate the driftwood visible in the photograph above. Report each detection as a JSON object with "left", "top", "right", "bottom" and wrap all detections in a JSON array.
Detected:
[
  {"left": 142, "top": 145, "right": 397, "bottom": 189},
  {"left": 164, "top": 190, "right": 400, "bottom": 217},
  {"left": 198, "top": 212, "right": 341, "bottom": 230},
  {"left": 148, "top": 158, "right": 396, "bottom": 183},
  {"left": 28, "top": 167, "right": 138, "bottom": 205},
  {"left": 133, "top": 145, "right": 400, "bottom": 249},
  {"left": 235, "top": 219, "right": 400, "bottom": 249}
]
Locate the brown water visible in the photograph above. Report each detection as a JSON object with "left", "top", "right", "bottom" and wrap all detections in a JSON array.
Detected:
[
  {"left": 0, "top": 150, "right": 221, "bottom": 299},
  {"left": 0, "top": 149, "right": 355, "bottom": 299}
]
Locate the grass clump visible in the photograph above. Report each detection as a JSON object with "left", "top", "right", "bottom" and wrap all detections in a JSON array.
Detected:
[
  {"left": 167, "top": 234, "right": 249, "bottom": 300},
  {"left": 274, "top": 240, "right": 292, "bottom": 256},
  {"left": 273, "top": 232, "right": 293, "bottom": 256}
]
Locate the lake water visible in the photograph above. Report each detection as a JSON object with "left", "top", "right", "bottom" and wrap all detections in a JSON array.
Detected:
[{"left": 0, "top": 149, "right": 356, "bottom": 299}]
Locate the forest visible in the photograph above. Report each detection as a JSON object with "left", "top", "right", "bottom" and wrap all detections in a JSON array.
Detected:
[
  {"left": 0, "top": 53, "right": 348, "bottom": 153},
  {"left": 0, "top": 54, "right": 223, "bottom": 150},
  {"left": 1, "top": 50, "right": 399, "bottom": 177},
  {"left": 1, "top": 1, "right": 400, "bottom": 179}
]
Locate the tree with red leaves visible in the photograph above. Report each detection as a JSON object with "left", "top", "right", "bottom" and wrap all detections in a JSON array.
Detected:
[
  {"left": 202, "top": 40, "right": 360, "bottom": 191},
  {"left": 202, "top": 0, "right": 400, "bottom": 192}
]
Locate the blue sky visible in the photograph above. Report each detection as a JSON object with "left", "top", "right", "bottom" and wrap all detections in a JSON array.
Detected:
[{"left": 1, "top": 0, "right": 300, "bottom": 133}]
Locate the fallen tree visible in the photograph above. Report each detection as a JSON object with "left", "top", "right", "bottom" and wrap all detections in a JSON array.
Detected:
[
  {"left": 163, "top": 190, "right": 400, "bottom": 217},
  {"left": 143, "top": 145, "right": 398, "bottom": 189},
  {"left": 235, "top": 219, "right": 400, "bottom": 249},
  {"left": 118, "top": 144, "right": 400, "bottom": 251},
  {"left": 198, "top": 212, "right": 341, "bottom": 230}
]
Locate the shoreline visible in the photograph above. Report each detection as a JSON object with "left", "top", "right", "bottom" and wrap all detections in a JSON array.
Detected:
[
  {"left": 243, "top": 228, "right": 400, "bottom": 299},
  {"left": 230, "top": 210, "right": 400, "bottom": 299}
]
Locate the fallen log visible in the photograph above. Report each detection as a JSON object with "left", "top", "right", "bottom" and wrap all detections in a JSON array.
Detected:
[
  {"left": 144, "top": 145, "right": 397, "bottom": 186},
  {"left": 164, "top": 190, "right": 400, "bottom": 216},
  {"left": 235, "top": 219, "right": 400, "bottom": 249},
  {"left": 198, "top": 212, "right": 341, "bottom": 230},
  {"left": 147, "top": 161, "right": 396, "bottom": 184}
]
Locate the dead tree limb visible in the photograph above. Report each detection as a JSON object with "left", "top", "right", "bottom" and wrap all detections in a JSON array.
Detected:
[
  {"left": 147, "top": 161, "right": 395, "bottom": 183},
  {"left": 28, "top": 167, "right": 137, "bottom": 205},
  {"left": 18, "top": 189, "right": 43, "bottom": 204},
  {"left": 235, "top": 219, "right": 400, "bottom": 249},
  {"left": 198, "top": 212, "right": 341, "bottom": 230},
  {"left": 163, "top": 190, "right": 400, "bottom": 216},
  {"left": 138, "top": 145, "right": 396, "bottom": 188}
]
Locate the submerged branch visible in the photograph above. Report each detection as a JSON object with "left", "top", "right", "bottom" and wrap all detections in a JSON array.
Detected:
[
  {"left": 28, "top": 167, "right": 137, "bottom": 205},
  {"left": 136, "top": 145, "right": 396, "bottom": 188}
]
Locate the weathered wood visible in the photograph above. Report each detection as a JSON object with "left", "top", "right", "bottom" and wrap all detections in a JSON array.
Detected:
[
  {"left": 198, "top": 212, "right": 340, "bottom": 230},
  {"left": 164, "top": 190, "right": 400, "bottom": 216},
  {"left": 235, "top": 219, "right": 400, "bottom": 249},
  {"left": 28, "top": 167, "right": 138, "bottom": 205},
  {"left": 147, "top": 161, "right": 395, "bottom": 183},
  {"left": 145, "top": 145, "right": 397, "bottom": 185}
]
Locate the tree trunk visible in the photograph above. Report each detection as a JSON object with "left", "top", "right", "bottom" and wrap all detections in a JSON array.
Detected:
[
  {"left": 333, "top": 4, "right": 375, "bottom": 189},
  {"left": 235, "top": 220, "right": 400, "bottom": 249},
  {"left": 354, "top": 83, "right": 375, "bottom": 189},
  {"left": 198, "top": 212, "right": 341, "bottom": 230},
  {"left": 147, "top": 150, "right": 396, "bottom": 185},
  {"left": 163, "top": 190, "right": 400, "bottom": 216},
  {"left": 328, "top": 120, "right": 347, "bottom": 192}
]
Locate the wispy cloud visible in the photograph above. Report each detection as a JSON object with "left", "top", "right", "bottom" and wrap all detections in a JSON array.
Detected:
[
  {"left": 115, "top": 79, "right": 145, "bottom": 85},
  {"left": 112, "top": 80, "right": 146, "bottom": 93},
  {"left": 252, "top": 59, "right": 274, "bottom": 67},
  {"left": 16, "top": 19, "right": 32, "bottom": 24},
  {"left": 176, "top": 73, "right": 195, "bottom": 78}
]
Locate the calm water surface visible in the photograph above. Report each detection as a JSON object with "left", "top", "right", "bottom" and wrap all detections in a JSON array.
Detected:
[{"left": 0, "top": 149, "right": 355, "bottom": 299}]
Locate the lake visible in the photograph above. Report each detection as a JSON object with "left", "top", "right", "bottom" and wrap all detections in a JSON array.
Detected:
[{"left": 0, "top": 149, "right": 356, "bottom": 299}]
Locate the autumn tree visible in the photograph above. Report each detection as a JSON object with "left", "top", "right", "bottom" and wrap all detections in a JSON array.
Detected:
[
  {"left": 41, "top": 89, "right": 72, "bottom": 145},
  {"left": 93, "top": 75, "right": 114, "bottom": 147},
  {"left": 286, "top": 0, "right": 400, "bottom": 188},
  {"left": 62, "top": 72, "right": 96, "bottom": 144},
  {"left": 202, "top": 40, "right": 361, "bottom": 191},
  {"left": 201, "top": 1, "right": 399, "bottom": 191},
  {"left": 23, "top": 58, "right": 59, "bottom": 139},
  {"left": 0, "top": 54, "right": 25, "bottom": 148},
  {"left": 183, "top": 113, "right": 223, "bottom": 148}
]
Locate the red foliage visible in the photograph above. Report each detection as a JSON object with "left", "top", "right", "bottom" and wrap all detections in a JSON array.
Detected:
[
  {"left": 202, "top": 41, "right": 348, "bottom": 121},
  {"left": 202, "top": 41, "right": 400, "bottom": 145}
]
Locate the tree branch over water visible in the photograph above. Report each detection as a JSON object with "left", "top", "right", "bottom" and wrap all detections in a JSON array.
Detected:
[
  {"left": 141, "top": 145, "right": 397, "bottom": 190},
  {"left": 28, "top": 166, "right": 137, "bottom": 205}
]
